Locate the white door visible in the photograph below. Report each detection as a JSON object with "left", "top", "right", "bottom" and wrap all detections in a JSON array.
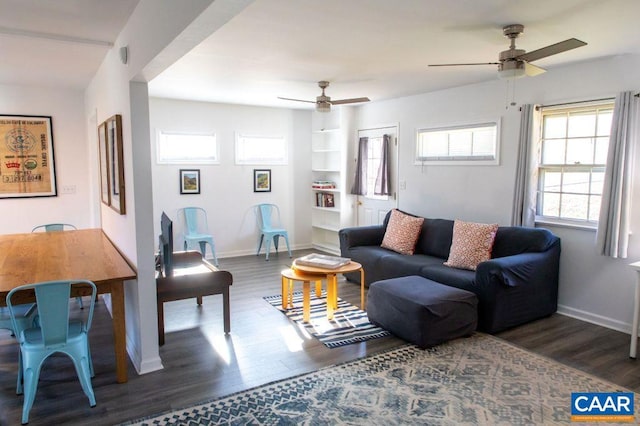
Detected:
[{"left": 355, "top": 125, "right": 399, "bottom": 226}]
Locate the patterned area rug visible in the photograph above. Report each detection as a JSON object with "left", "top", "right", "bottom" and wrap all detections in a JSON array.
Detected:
[
  {"left": 263, "top": 291, "right": 390, "bottom": 348},
  {"left": 123, "top": 333, "right": 637, "bottom": 425}
]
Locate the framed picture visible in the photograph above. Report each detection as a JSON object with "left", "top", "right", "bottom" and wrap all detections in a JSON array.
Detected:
[
  {"left": 0, "top": 115, "right": 57, "bottom": 198},
  {"left": 180, "top": 169, "right": 200, "bottom": 194},
  {"left": 106, "top": 114, "right": 126, "bottom": 214},
  {"left": 253, "top": 169, "right": 271, "bottom": 192},
  {"left": 98, "top": 122, "right": 110, "bottom": 206}
]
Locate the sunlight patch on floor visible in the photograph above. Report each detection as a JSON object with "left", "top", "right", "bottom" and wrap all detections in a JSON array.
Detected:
[
  {"left": 203, "top": 331, "right": 232, "bottom": 364},
  {"left": 280, "top": 325, "right": 309, "bottom": 352}
]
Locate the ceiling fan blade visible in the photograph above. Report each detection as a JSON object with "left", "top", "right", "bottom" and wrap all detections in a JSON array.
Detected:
[
  {"left": 331, "top": 97, "right": 370, "bottom": 105},
  {"left": 518, "top": 38, "right": 587, "bottom": 62},
  {"left": 277, "top": 96, "right": 315, "bottom": 104},
  {"left": 524, "top": 62, "right": 546, "bottom": 77},
  {"left": 428, "top": 62, "right": 499, "bottom": 67}
]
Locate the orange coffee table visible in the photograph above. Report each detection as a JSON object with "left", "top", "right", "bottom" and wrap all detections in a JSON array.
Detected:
[{"left": 291, "top": 260, "right": 365, "bottom": 320}]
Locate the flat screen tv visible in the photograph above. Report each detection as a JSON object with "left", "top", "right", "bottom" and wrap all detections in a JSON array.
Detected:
[{"left": 159, "top": 212, "right": 174, "bottom": 277}]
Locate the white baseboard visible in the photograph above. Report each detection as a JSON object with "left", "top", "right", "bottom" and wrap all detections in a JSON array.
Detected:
[
  {"left": 557, "top": 304, "right": 631, "bottom": 335},
  {"left": 213, "top": 243, "right": 313, "bottom": 260}
]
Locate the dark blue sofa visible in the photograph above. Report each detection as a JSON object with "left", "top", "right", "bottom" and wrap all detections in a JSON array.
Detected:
[{"left": 339, "top": 211, "right": 561, "bottom": 333}]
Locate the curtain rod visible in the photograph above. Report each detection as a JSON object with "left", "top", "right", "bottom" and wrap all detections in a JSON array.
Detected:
[
  {"left": 358, "top": 125, "right": 396, "bottom": 132},
  {"left": 536, "top": 97, "right": 615, "bottom": 110}
]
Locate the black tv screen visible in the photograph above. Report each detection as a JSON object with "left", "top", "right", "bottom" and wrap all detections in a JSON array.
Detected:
[{"left": 159, "top": 212, "right": 174, "bottom": 276}]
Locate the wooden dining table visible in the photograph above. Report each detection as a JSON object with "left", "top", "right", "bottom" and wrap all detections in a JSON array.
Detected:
[{"left": 0, "top": 228, "right": 137, "bottom": 383}]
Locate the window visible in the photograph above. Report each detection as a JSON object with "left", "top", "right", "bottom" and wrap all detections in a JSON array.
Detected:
[
  {"left": 364, "top": 136, "right": 388, "bottom": 200},
  {"left": 157, "top": 132, "right": 218, "bottom": 164},
  {"left": 537, "top": 101, "right": 614, "bottom": 225},
  {"left": 415, "top": 122, "right": 498, "bottom": 164},
  {"left": 235, "top": 134, "right": 287, "bottom": 165}
]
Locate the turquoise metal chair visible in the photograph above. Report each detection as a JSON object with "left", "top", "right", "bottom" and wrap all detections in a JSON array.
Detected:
[
  {"left": 31, "top": 223, "right": 77, "bottom": 232},
  {"left": 0, "top": 305, "right": 38, "bottom": 400},
  {"left": 32, "top": 224, "right": 84, "bottom": 310},
  {"left": 7, "top": 280, "right": 97, "bottom": 425},
  {"left": 182, "top": 207, "right": 219, "bottom": 266},
  {"left": 256, "top": 204, "right": 292, "bottom": 261},
  {"left": 0, "top": 305, "right": 37, "bottom": 337}
]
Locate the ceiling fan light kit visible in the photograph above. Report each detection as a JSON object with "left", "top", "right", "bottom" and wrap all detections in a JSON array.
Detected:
[
  {"left": 278, "top": 80, "right": 370, "bottom": 112},
  {"left": 498, "top": 61, "right": 526, "bottom": 79},
  {"left": 428, "top": 24, "right": 587, "bottom": 80}
]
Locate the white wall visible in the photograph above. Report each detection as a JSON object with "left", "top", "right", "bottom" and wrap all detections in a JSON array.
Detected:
[
  {"left": 355, "top": 53, "right": 640, "bottom": 333},
  {"left": 0, "top": 84, "right": 93, "bottom": 233},
  {"left": 149, "top": 98, "right": 312, "bottom": 257},
  {"left": 83, "top": 0, "right": 256, "bottom": 375}
]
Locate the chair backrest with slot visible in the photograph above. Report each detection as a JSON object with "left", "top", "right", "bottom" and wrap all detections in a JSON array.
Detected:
[
  {"left": 184, "top": 207, "right": 208, "bottom": 235},
  {"left": 7, "top": 280, "right": 96, "bottom": 346},
  {"left": 258, "top": 204, "right": 280, "bottom": 231},
  {"left": 32, "top": 223, "right": 77, "bottom": 233}
]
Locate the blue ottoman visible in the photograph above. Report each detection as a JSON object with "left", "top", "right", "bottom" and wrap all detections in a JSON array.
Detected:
[{"left": 367, "top": 275, "right": 478, "bottom": 348}]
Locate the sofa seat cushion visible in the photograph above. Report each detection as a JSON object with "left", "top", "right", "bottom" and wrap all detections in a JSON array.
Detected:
[
  {"left": 420, "top": 264, "right": 476, "bottom": 293},
  {"left": 378, "top": 254, "right": 444, "bottom": 280},
  {"left": 367, "top": 275, "right": 478, "bottom": 348}
]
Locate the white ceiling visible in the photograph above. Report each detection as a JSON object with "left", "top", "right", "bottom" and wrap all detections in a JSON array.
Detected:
[
  {"left": 0, "top": 0, "right": 139, "bottom": 89},
  {"left": 2, "top": 0, "right": 639, "bottom": 107}
]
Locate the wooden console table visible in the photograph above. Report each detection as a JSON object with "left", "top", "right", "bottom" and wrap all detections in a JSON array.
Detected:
[
  {"left": 0, "top": 229, "right": 136, "bottom": 383},
  {"left": 156, "top": 251, "right": 232, "bottom": 345}
]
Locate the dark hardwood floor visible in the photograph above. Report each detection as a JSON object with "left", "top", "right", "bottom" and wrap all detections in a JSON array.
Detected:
[{"left": 1, "top": 248, "right": 639, "bottom": 425}]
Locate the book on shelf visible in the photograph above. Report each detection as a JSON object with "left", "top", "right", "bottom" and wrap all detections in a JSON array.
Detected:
[
  {"left": 294, "top": 253, "right": 351, "bottom": 269},
  {"left": 315, "top": 192, "right": 335, "bottom": 208},
  {"left": 312, "top": 180, "right": 336, "bottom": 189}
]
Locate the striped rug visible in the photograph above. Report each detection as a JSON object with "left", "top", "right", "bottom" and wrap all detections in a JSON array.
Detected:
[{"left": 263, "top": 291, "right": 390, "bottom": 348}]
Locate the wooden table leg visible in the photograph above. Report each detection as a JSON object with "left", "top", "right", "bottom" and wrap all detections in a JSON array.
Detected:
[
  {"left": 281, "top": 275, "right": 289, "bottom": 309},
  {"left": 303, "top": 280, "right": 310, "bottom": 323},
  {"left": 223, "top": 287, "right": 231, "bottom": 334},
  {"left": 315, "top": 280, "right": 322, "bottom": 297},
  {"left": 360, "top": 268, "right": 366, "bottom": 310},
  {"left": 326, "top": 273, "right": 336, "bottom": 320},
  {"left": 111, "top": 282, "right": 128, "bottom": 383},
  {"left": 157, "top": 298, "right": 165, "bottom": 346}
]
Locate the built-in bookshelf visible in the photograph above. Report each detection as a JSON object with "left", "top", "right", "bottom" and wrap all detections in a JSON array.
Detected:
[{"left": 311, "top": 108, "right": 354, "bottom": 254}]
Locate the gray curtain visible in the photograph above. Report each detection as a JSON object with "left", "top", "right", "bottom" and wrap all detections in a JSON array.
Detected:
[
  {"left": 511, "top": 104, "right": 538, "bottom": 227},
  {"left": 350, "top": 136, "right": 368, "bottom": 195},
  {"left": 374, "top": 134, "right": 391, "bottom": 196},
  {"left": 596, "top": 91, "right": 637, "bottom": 258}
]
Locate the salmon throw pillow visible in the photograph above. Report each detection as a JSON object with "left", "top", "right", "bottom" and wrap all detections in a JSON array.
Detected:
[
  {"left": 381, "top": 209, "right": 424, "bottom": 255},
  {"left": 444, "top": 220, "right": 499, "bottom": 270}
]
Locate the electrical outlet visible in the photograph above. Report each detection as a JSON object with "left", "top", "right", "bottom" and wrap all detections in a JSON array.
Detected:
[
  {"left": 61, "top": 185, "right": 76, "bottom": 194},
  {"left": 399, "top": 180, "right": 407, "bottom": 190}
]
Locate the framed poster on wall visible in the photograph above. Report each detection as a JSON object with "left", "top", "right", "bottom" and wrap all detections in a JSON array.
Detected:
[
  {"left": 180, "top": 169, "right": 200, "bottom": 194},
  {"left": 106, "top": 114, "right": 126, "bottom": 214},
  {"left": 98, "top": 122, "right": 110, "bottom": 206},
  {"left": 0, "top": 115, "right": 57, "bottom": 198},
  {"left": 253, "top": 169, "right": 271, "bottom": 192}
]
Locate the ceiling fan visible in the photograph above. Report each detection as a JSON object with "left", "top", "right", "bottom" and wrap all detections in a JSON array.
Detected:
[
  {"left": 278, "top": 81, "right": 370, "bottom": 112},
  {"left": 429, "top": 24, "right": 587, "bottom": 79}
]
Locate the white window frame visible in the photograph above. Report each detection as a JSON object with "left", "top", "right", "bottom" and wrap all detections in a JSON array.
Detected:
[
  {"left": 156, "top": 131, "right": 219, "bottom": 164},
  {"left": 535, "top": 101, "right": 614, "bottom": 228},
  {"left": 235, "top": 133, "right": 288, "bottom": 165},
  {"left": 415, "top": 120, "right": 500, "bottom": 165}
]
